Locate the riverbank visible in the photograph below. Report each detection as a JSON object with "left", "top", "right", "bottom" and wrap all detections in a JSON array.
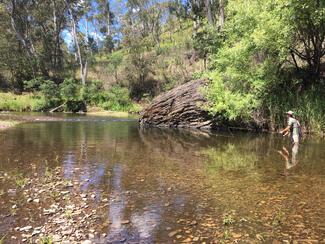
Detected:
[
  {"left": 0, "top": 92, "right": 143, "bottom": 114},
  {"left": 139, "top": 79, "right": 325, "bottom": 135}
]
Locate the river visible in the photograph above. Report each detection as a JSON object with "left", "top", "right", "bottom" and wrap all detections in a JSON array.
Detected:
[{"left": 0, "top": 113, "right": 324, "bottom": 243}]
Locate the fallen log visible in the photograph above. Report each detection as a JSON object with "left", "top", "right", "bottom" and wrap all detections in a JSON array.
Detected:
[
  {"left": 139, "top": 79, "right": 214, "bottom": 130},
  {"left": 49, "top": 103, "right": 66, "bottom": 113}
]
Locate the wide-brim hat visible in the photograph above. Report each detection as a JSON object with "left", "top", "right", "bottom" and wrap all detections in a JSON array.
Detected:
[{"left": 286, "top": 110, "right": 294, "bottom": 115}]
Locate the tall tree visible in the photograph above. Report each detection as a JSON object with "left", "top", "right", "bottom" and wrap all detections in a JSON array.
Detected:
[
  {"left": 95, "top": 0, "right": 115, "bottom": 52},
  {"left": 288, "top": 0, "right": 325, "bottom": 84},
  {"left": 64, "top": 0, "right": 89, "bottom": 85}
]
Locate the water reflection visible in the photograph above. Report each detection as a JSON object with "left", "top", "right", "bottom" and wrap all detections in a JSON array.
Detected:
[
  {"left": 277, "top": 144, "right": 299, "bottom": 173},
  {"left": 107, "top": 164, "right": 127, "bottom": 242},
  {"left": 203, "top": 143, "right": 258, "bottom": 173},
  {"left": 130, "top": 205, "right": 161, "bottom": 241},
  {"left": 0, "top": 117, "right": 324, "bottom": 243}
]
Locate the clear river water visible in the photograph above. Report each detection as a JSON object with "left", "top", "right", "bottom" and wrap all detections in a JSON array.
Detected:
[{"left": 0, "top": 113, "right": 324, "bottom": 243}]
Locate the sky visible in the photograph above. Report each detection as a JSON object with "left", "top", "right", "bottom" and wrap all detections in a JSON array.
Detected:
[{"left": 63, "top": 0, "right": 127, "bottom": 47}]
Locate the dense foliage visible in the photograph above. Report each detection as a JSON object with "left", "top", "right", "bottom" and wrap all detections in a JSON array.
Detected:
[
  {"left": 204, "top": 0, "right": 325, "bottom": 131},
  {"left": 0, "top": 0, "right": 324, "bottom": 131}
]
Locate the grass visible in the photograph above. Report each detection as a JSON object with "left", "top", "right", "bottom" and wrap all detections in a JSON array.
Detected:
[
  {"left": 64, "top": 209, "right": 73, "bottom": 219},
  {"left": 39, "top": 236, "right": 53, "bottom": 244},
  {"left": 268, "top": 85, "right": 325, "bottom": 134},
  {"left": 15, "top": 174, "right": 28, "bottom": 188},
  {"left": 87, "top": 108, "right": 139, "bottom": 118},
  {"left": 272, "top": 208, "right": 286, "bottom": 227},
  {"left": 0, "top": 91, "right": 142, "bottom": 114},
  {"left": 0, "top": 234, "right": 7, "bottom": 244},
  {"left": 0, "top": 92, "right": 46, "bottom": 112},
  {"left": 222, "top": 212, "right": 236, "bottom": 226}
]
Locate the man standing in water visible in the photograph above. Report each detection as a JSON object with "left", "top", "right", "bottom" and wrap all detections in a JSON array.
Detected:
[
  {"left": 280, "top": 110, "right": 301, "bottom": 144},
  {"left": 278, "top": 111, "right": 302, "bottom": 171}
]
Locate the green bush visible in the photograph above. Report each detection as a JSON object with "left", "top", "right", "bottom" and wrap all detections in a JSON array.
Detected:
[
  {"left": 84, "top": 80, "right": 107, "bottom": 105},
  {"left": 23, "top": 77, "right": 44, "bottom": 92},
  {"left": 99, "top": 86, "right": 135, "bottom": 112},
  {"left": 59, "top": 78, "right": 85, "bottom": 112},
  {"left": 39, "top": 80, "right": 61, "bottom": 109}
]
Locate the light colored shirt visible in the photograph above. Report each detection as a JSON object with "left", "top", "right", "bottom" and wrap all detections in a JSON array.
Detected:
[{"left": 288, "top": 117, "right": 300, "bottom": 142}]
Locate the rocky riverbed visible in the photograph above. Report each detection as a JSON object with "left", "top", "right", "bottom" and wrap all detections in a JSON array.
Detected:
[{"left": 0, "top": 114, "right": 324, "bottom": 243}]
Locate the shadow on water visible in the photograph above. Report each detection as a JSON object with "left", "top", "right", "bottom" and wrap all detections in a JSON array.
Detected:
[{"left": 0, "top": 116, "right": 324, "bottom": 242}]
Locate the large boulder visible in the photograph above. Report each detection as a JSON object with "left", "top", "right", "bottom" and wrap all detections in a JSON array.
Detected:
[{"left": 139, "top": 79, "right": 214, "bottom": 130}]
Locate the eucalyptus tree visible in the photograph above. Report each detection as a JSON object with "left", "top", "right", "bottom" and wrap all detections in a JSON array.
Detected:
[
  {"left": 1, "top": 0, "right": 68, "bottom": 88},
  {"left": 95, "top": 0, "right": 115, "bottom": 52},
  {"left": 64, "top": 0, "right": 91, "bottom": 85}
]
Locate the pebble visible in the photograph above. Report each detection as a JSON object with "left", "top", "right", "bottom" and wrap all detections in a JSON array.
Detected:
[
  {"left": 32, "top": 229, "right": 41, "bottom": 236},
  {"left": 62, "top": 229, "right": 73, "bottom": 236},
  {"left": 168, "top": 230, "right": 181, "bottom": 237},
  {"left": 33, "top": 198, "right": 40, "bottom": 203},
  {"left": 189, "top": 220, "right": 197, "bottom": 226},
  {"left": 232, "top": 233, "right": 242, "bottom": 238},
  {"left": 20, "top": 226, "right": 33, "bottom": 232},
  {"left": 183, "top": 238, "right": 192, "bottom": 242},
  {"left": 8, "top": 189, "right": 16, "bottom": 195},
  {"left": 81, "top": 240, "right": 92, "bottom": 244},
  {"left": 52, "top": 234, "right": 62, "bottom": 242},
  {"left": 66, "top": 182, "right": 74, "bottom": 187}
]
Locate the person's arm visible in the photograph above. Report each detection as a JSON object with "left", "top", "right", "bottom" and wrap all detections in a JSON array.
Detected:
[{"left": 280, "top": 125, "right": 290, "bottom": 135}]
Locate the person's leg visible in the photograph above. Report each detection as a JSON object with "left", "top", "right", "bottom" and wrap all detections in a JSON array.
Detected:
[{"left": 291, "top": 142, "right": 299, "bottom": 166}]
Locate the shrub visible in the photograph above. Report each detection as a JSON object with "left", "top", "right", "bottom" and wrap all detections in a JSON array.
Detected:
[
  {"left": 59, "top": 78, "right": 85, "bottom": 112},
  {"left": 39, "top": 80, "right": 61, "bottom": 109},
  {"left": 84, "top": 80, "right": 107, "bottom": 105},
  {"left": 99, "top": 86, "right": 134, "bottom": 112},
  {"left": 24, "top": 77, "right": 44, "bottom": 92}
]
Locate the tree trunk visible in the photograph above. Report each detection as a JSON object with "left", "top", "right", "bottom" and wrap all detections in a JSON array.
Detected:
[
  {"left": 65, "top": 0, "right": 87, "bottom": 85},
  {"left": 219, "top": 0, "right": 225, "bottom": 28},
  {"left": 205, "top": 0, "right": 214, "bottom": 25}
]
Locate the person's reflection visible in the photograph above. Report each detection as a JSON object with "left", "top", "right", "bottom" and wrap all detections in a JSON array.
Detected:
[{"left": 277, "top": 144, "right": 299, "bottom": 174}]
